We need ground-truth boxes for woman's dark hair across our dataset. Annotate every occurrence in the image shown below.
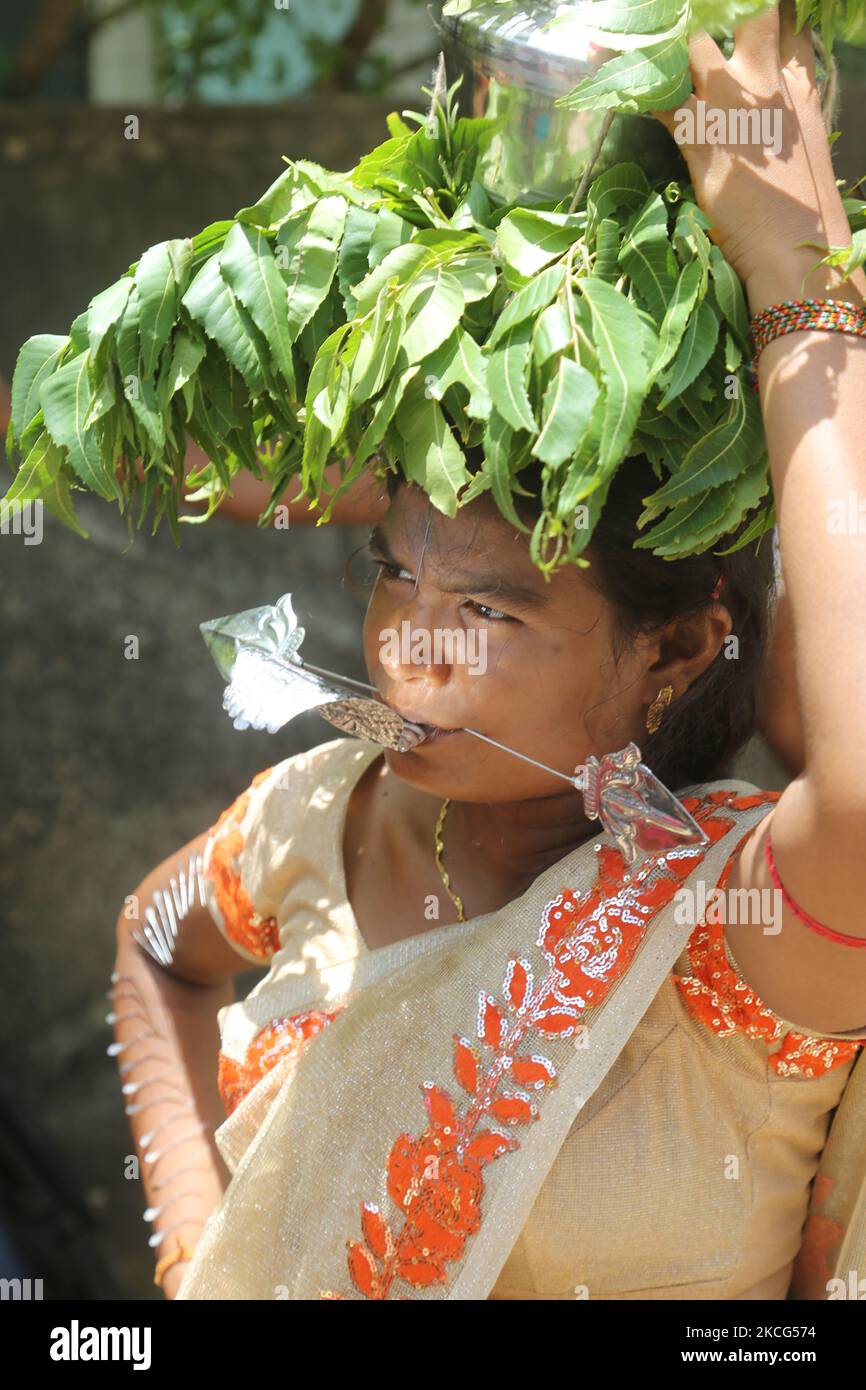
[383,445,776,794]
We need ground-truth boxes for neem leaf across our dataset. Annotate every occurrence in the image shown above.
[4,430,90,537]
[87,279,134,368]
[724,331,743,372]
[393,372,469,517]
[181,256,272,395]
[555,33,691,114]
[301,327,349,489]
[135,239,194,378]
[708,245,752,351]
[338,205,379,314]
[584,0,685,34]
[485,318,538,433]
[656,298,719,408]
[690,451,771,550]
[399,265,466,365]
[352,363,419,471]
[532,356,599,467]
[351,241,433,314]
[39,353,121,502]
[421,327,492,420]
[639,385,764,518]
[671,200,713,265]
[554,390,608,513]
[586,163,650,240]
[166,324,207,397]
[617,193,677,323]
[220,223,298,392]
[235,162,306,230]
[578,275,653,472]
[449,248,498,304]
[367,207,414,271]
[349,294,406,405]
[482,406,531,532]
[496,209,583,278]
[651,257,704,373]
[635,449,770,557]
[633,478,737,553]
[10,335,69,439]
[275,194,348,341]
[533,300,573,366]
[593,218,621,282]
[488,262,566,349]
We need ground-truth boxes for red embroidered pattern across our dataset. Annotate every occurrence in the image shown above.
[218,1008,345,1116]
[319,790,753,1300]
[206,766,281,962]
[673,792,863,1079]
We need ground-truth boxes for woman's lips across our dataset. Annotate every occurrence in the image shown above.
[416,724,460,743]
[380,698,463,742]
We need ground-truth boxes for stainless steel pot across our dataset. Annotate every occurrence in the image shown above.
[433,0,687,205]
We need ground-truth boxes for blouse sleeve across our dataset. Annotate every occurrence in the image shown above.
[202,763,287,966]
[674,825,866,1079]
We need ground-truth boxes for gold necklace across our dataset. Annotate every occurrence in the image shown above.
[434,798,466,923]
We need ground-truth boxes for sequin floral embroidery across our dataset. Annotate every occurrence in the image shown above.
[673,794,863,1079]
[206,767,281,962]
[218,1007,345,1116]
[320,791,753,1300]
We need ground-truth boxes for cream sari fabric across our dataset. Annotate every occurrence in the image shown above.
[175,738,866,1300]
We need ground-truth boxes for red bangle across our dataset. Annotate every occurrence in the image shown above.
[764,831,866,947]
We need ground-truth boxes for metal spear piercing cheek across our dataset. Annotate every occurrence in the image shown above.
[200,593,708,869]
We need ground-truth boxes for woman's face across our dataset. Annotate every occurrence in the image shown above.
[362,481,663,805]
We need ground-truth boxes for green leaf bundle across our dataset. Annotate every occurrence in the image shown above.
[4,65,864,574]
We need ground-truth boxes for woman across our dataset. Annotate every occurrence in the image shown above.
[113,3,866,1299]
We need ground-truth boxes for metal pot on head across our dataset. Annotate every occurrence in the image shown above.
[434,0,688,205]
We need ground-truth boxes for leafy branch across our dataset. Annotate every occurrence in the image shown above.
[5,62,864,569]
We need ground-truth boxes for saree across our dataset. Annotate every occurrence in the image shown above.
[175,738,866,1300]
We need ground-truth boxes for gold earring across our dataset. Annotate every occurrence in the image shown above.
[646,684,674,734]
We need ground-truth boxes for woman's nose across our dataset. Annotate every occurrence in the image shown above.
[375,600,453,687]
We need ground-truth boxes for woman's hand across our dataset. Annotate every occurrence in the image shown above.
[159,1258,193,1300]
[650,0,865,310]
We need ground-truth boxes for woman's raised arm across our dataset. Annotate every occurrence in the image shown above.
[653,2,866,1034]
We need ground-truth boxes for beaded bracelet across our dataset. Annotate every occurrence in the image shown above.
[746,297,866,392]
[765,831,866,947]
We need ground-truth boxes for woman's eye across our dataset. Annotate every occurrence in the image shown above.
[370,557,514,623]
[371,557,413,583]
[466,600,512,622]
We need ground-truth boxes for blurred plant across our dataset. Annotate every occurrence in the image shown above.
[0,0,440,102]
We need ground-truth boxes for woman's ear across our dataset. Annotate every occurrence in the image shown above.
[640,605,734,701]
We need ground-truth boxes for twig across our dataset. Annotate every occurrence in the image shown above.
[569,110,616,214]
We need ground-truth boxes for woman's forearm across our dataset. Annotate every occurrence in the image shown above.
[747,256,866,815]
[111,922,234,1294]
[181,439,387,526]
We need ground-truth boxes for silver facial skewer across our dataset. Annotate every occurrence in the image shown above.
[443,725,584,791]
[300,663,584,791]
[296,660,386,697]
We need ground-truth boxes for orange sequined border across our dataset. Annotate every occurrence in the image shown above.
[673,792,863,1079]
[206,766,281,962]
[319,790,768,1300]
[218,1008,345,1116]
